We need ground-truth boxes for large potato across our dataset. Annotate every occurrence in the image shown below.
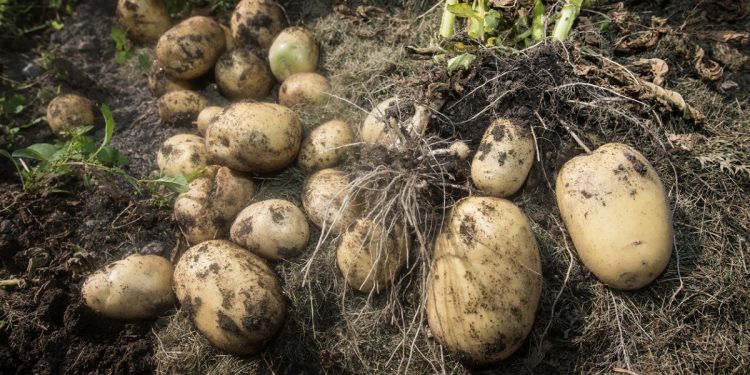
[205,102,302,173]
[278,72,330,108]
[471,118,535,197]
[46,94,95,136]
[230,0,284,49]
[156,134,207,177]
[215,49,273,101]
[173,240,286,355]
[426,197,542,363]
[268,27,319,81]
[157,90,210,125]
[297,120,354,173]
[116,0,171,43]
[148,62,192,98]
[556,143,672,290]
[301,168,360,233]
[82,254,175,320]
[230,199,309,260]
[156,16,226,80]
[175,166,255,245]
[336,219,405,293]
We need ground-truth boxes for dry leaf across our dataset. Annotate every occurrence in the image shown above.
[614,17,669,53]
[667,133,703,152]
[712,42,750,71]
[694,46,724,81]
[631,58,669,85]
[695,31,750,44]
[490,0,516,7]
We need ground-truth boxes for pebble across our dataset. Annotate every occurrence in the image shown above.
[22,63,45,79]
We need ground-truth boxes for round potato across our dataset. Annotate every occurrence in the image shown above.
[205,102,302,173]
[157,134,207,177]
[278,72,330,108]
[427,197,542,363]
[116,0,171,43]
[556,143,672,290]
[157,90,210,125]
[301,168,360,233]
[471,118,535,197]
[336,219,405,293]
[268,27,319,81]
[215,49,273,101]
[449,140,471,160]
[82,253,175,320]
[173,240,286,355]
[230,0,285,49]
[230,199,309,260]
[156,16,226,80]
[148,62,192,98]
[175,166,255,245]
[196,106,222,136]
[361,97,403,146]
[46,94,95,137]
[297,120,354,173]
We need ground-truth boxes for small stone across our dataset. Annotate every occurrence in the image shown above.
[22,63,45,79]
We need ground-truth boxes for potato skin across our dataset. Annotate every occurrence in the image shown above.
[82,254,176,320]
[361,97,400,145]
[556,143,672,290]
[196,106,222,136]
[278,72,330,108]
[230,199,310,260]
[156,16,226,80]
[156,134,207,177]
[205,102,302,173]
[46,94,95,136]
[173,240,286,355]
[268,27,319,81]
[301,168,360,233]
[471,118,535,197]
[297,120,354,173]
[116,0,171,43]
[336,219,405,293]
[215,49,273,101]
[427,197,542,363]
[157,90,210,125]
[230,0,284,49]
[148,62,192,98]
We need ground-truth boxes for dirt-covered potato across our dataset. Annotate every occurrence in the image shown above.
[46,94,95,136]
[205,102,302,173]
[82,254,175,320]
[230,0,284,49]
[556,143,673,290]
[156,134,207,177]
[471,118,535,197]
[156,16,225,80]
[175,166,255,245]
[297,120,354,173]
[336,219,405,293]
[427,197,542,363]
[220,24,235,51]
[173,240,286,355]
[278,72,330,108]
[157,90,210,125]
[449,141,471,160]
[230,199,309,260]
[361,97,403,145]
[268,27,319,81]
[301,168,360,233]
[215,49,273,101]
[116,0,171,43]
[148,62,192,98]
[196,106,222,136]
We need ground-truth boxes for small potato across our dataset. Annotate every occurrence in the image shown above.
[268,27,319,81]
[278,72,330,108]
[215,49,273,101]
[157,90,210,125]
[196,106,222,136]
[336,219,405,293]
[221,24,236,51]
[230,199,309,260]
[116,0,171,43]
[449,141,471,160]
[175,166,255,245]
[556,143,672,290]
[148,62,192,98]
[471,118,535,197]
[173,240,286,355]
[301,168,360,233]
[157,134,207,177]
[231,0,285,49]
[82,254,175,320]
[297,120,354,173]
[156,16,226,80]
[361,97,403,146]
[46,94,95,136]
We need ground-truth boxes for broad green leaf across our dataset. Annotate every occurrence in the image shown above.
[96,146,129,166]
[94,104,115,158]
[447,53,477,75]
[484,10,503,33]
[447,3,478,19]
[150,174,189,193]
[13,143,61,161]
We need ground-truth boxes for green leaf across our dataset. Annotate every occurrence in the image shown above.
[49,20,64,30]
[111,27,132,64]
[447,53,477,75]
[447,3,478,19]
[150,174,190,193]
[96,146,129,166]
[93,104,115,158]
[13,143,62,161]
[484,9,503,33]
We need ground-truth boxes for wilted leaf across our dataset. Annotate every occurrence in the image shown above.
[447,53,477,74]
[694,46,724,81]
[631,58,669,85]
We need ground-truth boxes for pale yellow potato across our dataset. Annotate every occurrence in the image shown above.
[157,90,210,125]
[230,199,309,260]
[46,94,95,137]
[116,0,171,43]
[278,72,330,108]
[156,134,207,177]
[156,16,225,80]
[230,0,284,49]
[426,196,542,363]
[449,141,471,160]
[297,120,354,173]
[174,166,255,245]
[336,219,406,293]
[215,49,273,101]
[147,62,192,98]
[220,24,235,51]
[196,106,222,136]
[471,118,535,197]
[556,143,673,290]
[361,97,401,145]
[268,27,319,81]
[82,254,175,320]
[205,102,302,173]
[301,168,360,234]
[173,240,285,355]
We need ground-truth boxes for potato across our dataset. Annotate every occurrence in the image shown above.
[175,166,255,245]
[278,72,330,108]
[147,63,192,98]
[297,120,354,173]
[361,97,403,146]
[82,254,175,320]
[336,219,405,293]
[471,118,535,197]
[215,49,273,101]
[157,134,207,177]
[205,102,302,173]
[116,0,171,43]
[173,240,286,355]
[230,199,309,260]
[230,0,285,49]
[196,106,222,136]
[556,143,672,290]
[426,197,542,363]
[449,140,471,160]
[221,24,236,51]
[268,27,319,81]
[157,90,210,125]
[156,16,226,80]
[46,94,95,136]
[301,168,360,233]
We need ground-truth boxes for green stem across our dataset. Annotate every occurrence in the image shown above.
[439,0,459,38]
[470,0,488,41]
[531,0,545,42]
[552,0,583,41]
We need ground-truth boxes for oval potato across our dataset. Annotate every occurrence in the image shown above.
[297,120,354,173]
[278,72,330,108]
[301,168,360,233]
[215,48,273,101]
[230,199,310,260]
[268,27,319,81]
[196,106,222,136]
[157,90,210,125]
[471,118,535,197]
[336,219,405,293]
[361,97,401,145]
[157,134,207,177]
[147,62,192,98]
[156,16,226,80]
[46,94,95,137]
[116,0,172,43]
[230,0,285,49]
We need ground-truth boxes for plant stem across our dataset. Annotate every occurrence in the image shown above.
[531,0,545,42]
[552,0,583,41]
[439,0,459,38]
